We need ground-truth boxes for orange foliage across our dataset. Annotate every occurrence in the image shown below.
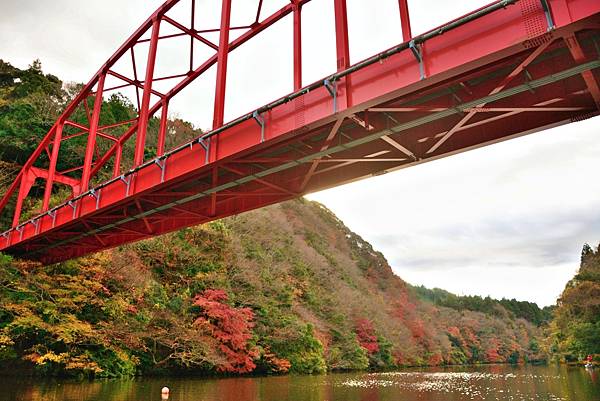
[447,326,461,338]
[485,338,502,363]
[407,318,426,341]
[262,348,291,373]
[428,353,443,366]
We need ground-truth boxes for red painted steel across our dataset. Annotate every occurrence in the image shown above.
[213,0,232,131]
[398,0,412,42]
[80,74,106,195]
[134,18,161,167]
[157,100,169,157]
[1,0,599,264]
[293,1,303,91]
[41,122,63,212]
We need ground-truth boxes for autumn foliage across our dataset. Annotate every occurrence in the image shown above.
[355,319,379,354]
[550,243,600,362]
[193,289,258,373]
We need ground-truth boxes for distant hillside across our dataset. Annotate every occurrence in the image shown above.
[0,60,546,378]
[412,285,553,326]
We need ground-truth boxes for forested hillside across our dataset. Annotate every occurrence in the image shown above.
[549,243,600,362]
[413,286,553,326]
[0,59,555,378]
[0,199,546,377]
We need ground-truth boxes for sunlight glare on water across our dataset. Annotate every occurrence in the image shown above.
[339,370,576,400]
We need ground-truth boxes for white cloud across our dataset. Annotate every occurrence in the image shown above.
[308,119,600,306]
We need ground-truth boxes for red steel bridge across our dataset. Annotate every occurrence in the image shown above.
[1,0,599,264]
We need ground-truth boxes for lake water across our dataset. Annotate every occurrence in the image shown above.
[4,364,599,401]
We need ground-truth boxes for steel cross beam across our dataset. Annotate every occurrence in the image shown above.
[299,118,345,191]
[426,40,553,155]
[221,165,296,196]
[420,93,589,145]
[565,34,600,108]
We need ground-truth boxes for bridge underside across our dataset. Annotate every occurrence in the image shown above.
[2,1,600,263]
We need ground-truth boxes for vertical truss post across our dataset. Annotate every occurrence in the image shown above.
[213,0,232,130]
[190,0,196,73]
[80,75,106,194]
[134,18,161,166]
[398,0,412,42]
[42,122,63,212]
[334,0,351,109]
[157,100,169,157]
[293,1,303,91]
[208,0,231,218]
[334,0,350,71]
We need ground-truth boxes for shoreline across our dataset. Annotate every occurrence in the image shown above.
[0,360,552,381]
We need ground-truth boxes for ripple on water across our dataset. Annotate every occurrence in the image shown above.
[338,371,567,401]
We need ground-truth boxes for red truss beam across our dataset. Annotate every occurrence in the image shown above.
[1,0,600,264]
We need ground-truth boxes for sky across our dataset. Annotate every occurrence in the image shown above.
[1,0,599,306]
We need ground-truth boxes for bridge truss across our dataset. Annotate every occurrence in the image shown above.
[1,0,599,263]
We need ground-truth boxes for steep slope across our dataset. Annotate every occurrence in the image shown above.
[0,59,545,377]
[549,243,600,362]
[0,199,544,377]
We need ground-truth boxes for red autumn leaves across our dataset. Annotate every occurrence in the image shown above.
[355,318,380,354]
[193,289,257,373]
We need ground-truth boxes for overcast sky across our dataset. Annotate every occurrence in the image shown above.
[1,0,599,306]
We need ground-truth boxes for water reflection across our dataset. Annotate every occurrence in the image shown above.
[4,365,600,401]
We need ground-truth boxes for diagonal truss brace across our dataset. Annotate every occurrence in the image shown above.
[426,40,552,154]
